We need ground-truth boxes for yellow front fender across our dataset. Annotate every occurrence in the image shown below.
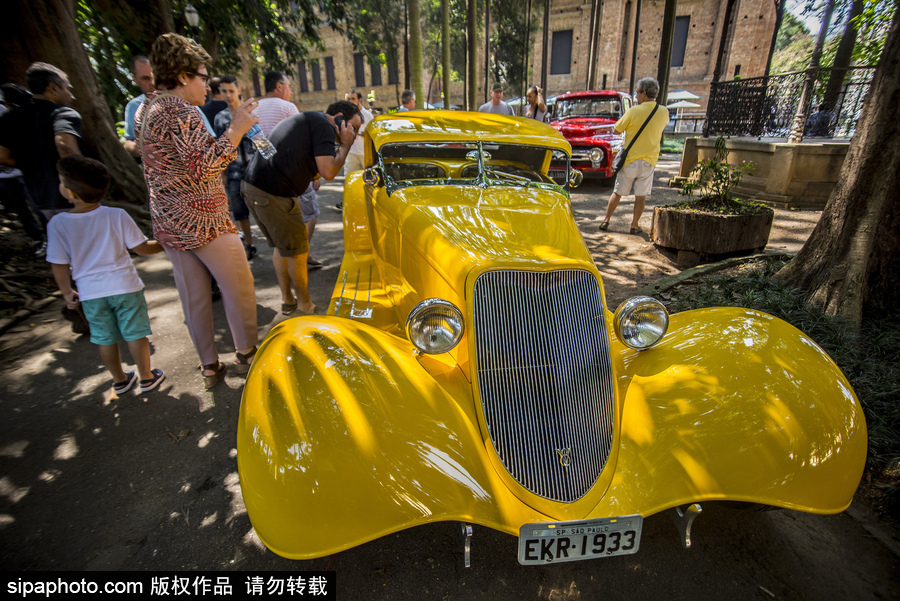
[592,308,867,519]
[237,309,867,560]
[237,317,551,560]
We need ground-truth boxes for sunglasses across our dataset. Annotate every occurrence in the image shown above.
[188,72,210,84]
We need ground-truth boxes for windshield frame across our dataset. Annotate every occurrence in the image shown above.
[376,141,572,196]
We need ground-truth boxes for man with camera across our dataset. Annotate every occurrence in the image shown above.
[241,100,361,316]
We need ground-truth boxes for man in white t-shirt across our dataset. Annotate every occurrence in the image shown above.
[254,70,299,135]
[345,89,373,174]
[478,83,514,116]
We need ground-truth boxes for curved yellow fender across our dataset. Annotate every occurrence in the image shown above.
[237,308,866,559]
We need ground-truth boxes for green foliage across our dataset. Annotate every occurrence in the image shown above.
[771,11,815,73]
[776,11,812,52]
[775,0,896,74]
[74,0,331,121]
[422,0,471,83]
[335,0,405,83]
[660,137,685,155]
[74,1,148,123]
[662,259,900,476]
[680,136,756,204]
[490,0,542,98]
[850,0,896,64]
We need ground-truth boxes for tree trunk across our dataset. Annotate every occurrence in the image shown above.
[656,0,677,107]
[788,0,836,143]
[540,0,549,95]
[775,11,900,328]
[765,0,785,76]
[0,0,148,205]
[408,0,425,108]
[442,0,451,109]
[484,0,491,106]
[467,0,478,111]
[822,0,865,112]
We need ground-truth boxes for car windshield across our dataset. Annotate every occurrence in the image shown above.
[555,98,622,120]
[377,141,567,194]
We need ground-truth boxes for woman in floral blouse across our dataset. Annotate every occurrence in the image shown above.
[136,33,259,389]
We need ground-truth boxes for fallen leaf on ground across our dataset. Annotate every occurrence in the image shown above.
[168,429,190,443]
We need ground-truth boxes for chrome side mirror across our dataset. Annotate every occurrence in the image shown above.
[568,169,584,188]
[363,166,384,187]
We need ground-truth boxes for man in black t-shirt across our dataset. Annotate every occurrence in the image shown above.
[242,100,360,316]
[0,62,83,226]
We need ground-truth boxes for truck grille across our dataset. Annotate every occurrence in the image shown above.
[472,269,615,503]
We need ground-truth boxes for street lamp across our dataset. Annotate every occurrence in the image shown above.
[184,4,200,40]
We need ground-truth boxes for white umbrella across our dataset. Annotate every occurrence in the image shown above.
[667,89,702,101]
[667,100,702,109]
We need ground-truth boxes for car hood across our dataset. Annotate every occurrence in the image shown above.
[388,185,594,286]
[551,118,617,138]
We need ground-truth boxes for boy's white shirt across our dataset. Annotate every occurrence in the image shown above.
[46,206,147,301]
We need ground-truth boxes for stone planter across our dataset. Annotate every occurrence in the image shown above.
[650,206,774,265]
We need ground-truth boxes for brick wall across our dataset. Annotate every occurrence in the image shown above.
[526,0,776,111]
[248,0,776,114]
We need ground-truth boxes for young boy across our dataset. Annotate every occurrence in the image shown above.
[47,155,165,395]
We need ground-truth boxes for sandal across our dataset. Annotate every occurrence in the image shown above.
[235,346,257,367]
[598,221,610,231]
[200,361,227,390]
[630,226,644,235]
[297,303,317,316]
[113,371,138,395]
[281,301,298,316]
[139,369,166,392]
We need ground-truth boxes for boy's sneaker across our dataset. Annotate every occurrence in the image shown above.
[244,244,257,261]
[139,369,166,392]
[113,371,138,395]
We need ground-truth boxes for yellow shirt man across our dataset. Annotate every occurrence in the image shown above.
[599,78,669,235]
[615,99,669,167]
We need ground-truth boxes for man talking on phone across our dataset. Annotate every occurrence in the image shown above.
[241,100,361,316]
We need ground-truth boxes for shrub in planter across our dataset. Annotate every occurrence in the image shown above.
[652,137,774,263]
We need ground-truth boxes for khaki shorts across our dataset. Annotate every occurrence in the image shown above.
[241,181,309,256]
[614,159,655,197]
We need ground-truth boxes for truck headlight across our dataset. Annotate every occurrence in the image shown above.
[614,296,669,350]
[589,147,603,163]
[407,299,465,354]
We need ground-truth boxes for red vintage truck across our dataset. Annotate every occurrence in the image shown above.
[548,90,634,182]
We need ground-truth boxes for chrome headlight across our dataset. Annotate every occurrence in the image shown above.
[589,147,603,163]
[614,296,669,350]
[406,299,464,354]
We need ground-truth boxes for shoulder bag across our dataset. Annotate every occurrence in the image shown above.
[611,102,660,174]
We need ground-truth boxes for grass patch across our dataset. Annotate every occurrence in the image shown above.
[660,259,900,486]
[661,137,685,155]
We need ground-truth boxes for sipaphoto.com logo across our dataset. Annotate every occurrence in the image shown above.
[6,577,142,597]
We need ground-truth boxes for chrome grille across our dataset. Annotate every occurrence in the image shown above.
[473,269,615,503]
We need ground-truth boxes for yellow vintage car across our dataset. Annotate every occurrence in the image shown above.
[237,112,867,565]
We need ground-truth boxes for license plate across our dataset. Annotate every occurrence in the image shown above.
[518,515,642,565]
[548,170,567,179]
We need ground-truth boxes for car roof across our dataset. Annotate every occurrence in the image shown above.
[554,90,629,100]
[366,111,572,154]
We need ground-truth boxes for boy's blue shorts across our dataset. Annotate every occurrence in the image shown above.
[81,290,152,346]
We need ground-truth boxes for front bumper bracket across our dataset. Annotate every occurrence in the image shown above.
[670,503,703,548]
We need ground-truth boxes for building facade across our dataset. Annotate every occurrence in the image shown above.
[535,0,776,111]
[236,0,777,114]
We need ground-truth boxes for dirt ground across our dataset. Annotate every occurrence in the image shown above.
[1,157,897,599]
